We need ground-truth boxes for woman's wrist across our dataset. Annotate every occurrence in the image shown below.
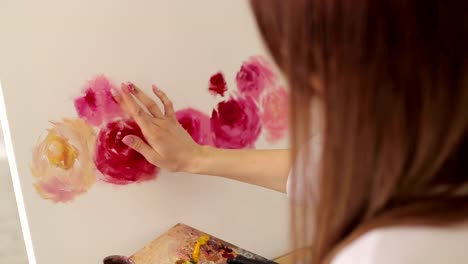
[183,145,214,175]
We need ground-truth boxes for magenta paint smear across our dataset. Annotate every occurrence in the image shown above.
[211,96,261,149]
[74,75,124,126]
[261,87,289,142]
[208,72,227,97]
[235,56,276,102]
[176,108,213,146]
[94,119,158,185]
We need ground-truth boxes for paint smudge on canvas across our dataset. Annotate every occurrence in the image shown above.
[208,72,227,97]
[211,96,261,149]
[176,108,213,146]
[74,75,124,126]
[94,119,158,185]
[31,119,96,203]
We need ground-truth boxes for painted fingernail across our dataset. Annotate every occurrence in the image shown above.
[152,85,160,92]
[120,83,129,93]
[103,255,134,264]
[125,82,136,93]
[122,135,135,145]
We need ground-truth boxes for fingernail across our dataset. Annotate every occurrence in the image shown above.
[152,85,160,92]
[125,82,136,93]
[110,88,119,98]
[122,135,135,145]
[103,255,133,264]
[120,83,129,93]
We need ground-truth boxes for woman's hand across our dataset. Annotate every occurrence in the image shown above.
[113,83,203,172]
[112,82,291,192]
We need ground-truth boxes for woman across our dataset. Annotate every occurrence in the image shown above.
[112,1,468,263]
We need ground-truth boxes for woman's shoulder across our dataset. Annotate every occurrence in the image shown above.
[332,223,468,264]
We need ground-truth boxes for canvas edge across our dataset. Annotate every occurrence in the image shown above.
[0,80,38,264]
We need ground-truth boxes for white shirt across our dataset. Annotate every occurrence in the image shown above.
[287,136,468,264]
[332,224,468,264]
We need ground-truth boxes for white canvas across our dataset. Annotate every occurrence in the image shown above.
[0,1,291,264]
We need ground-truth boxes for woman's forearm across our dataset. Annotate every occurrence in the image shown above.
[111,84,291,192]
[188,147,291,193]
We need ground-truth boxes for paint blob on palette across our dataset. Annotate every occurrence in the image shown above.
[30,55,289,203]
[103,223,277,264]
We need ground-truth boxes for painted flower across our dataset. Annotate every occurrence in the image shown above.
[94,119,158,185]
[176,108,213,146]
[208,72,227,97]
[31,119,96,203]
[261,87,289,142]
[211,96,261,149]
[74,75,124,126]
[235,56,276,101]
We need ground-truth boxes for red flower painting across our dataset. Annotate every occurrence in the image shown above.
[211,96,262,149]
[208,72,228,97]
[94,119,159,185]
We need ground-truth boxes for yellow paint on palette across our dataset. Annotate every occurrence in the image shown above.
[192,235,210,263]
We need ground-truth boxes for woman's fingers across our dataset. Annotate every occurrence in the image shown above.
[119,83,154,133]
[152,85,175,117]
[111,88,130,113]
[122,135,161,165]
[114,82,175,119]
[125,82,164,118]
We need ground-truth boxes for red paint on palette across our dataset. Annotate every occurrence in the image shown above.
[208,72,227,97]
[220,246,235,259]
[94,119,158,185]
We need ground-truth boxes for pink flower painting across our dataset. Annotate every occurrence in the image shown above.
[74,75,124,126]
[176,108,213,146]
[235,56,276,101]
[261,87,289,142]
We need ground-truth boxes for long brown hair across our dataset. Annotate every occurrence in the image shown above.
[250,1,468,263]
